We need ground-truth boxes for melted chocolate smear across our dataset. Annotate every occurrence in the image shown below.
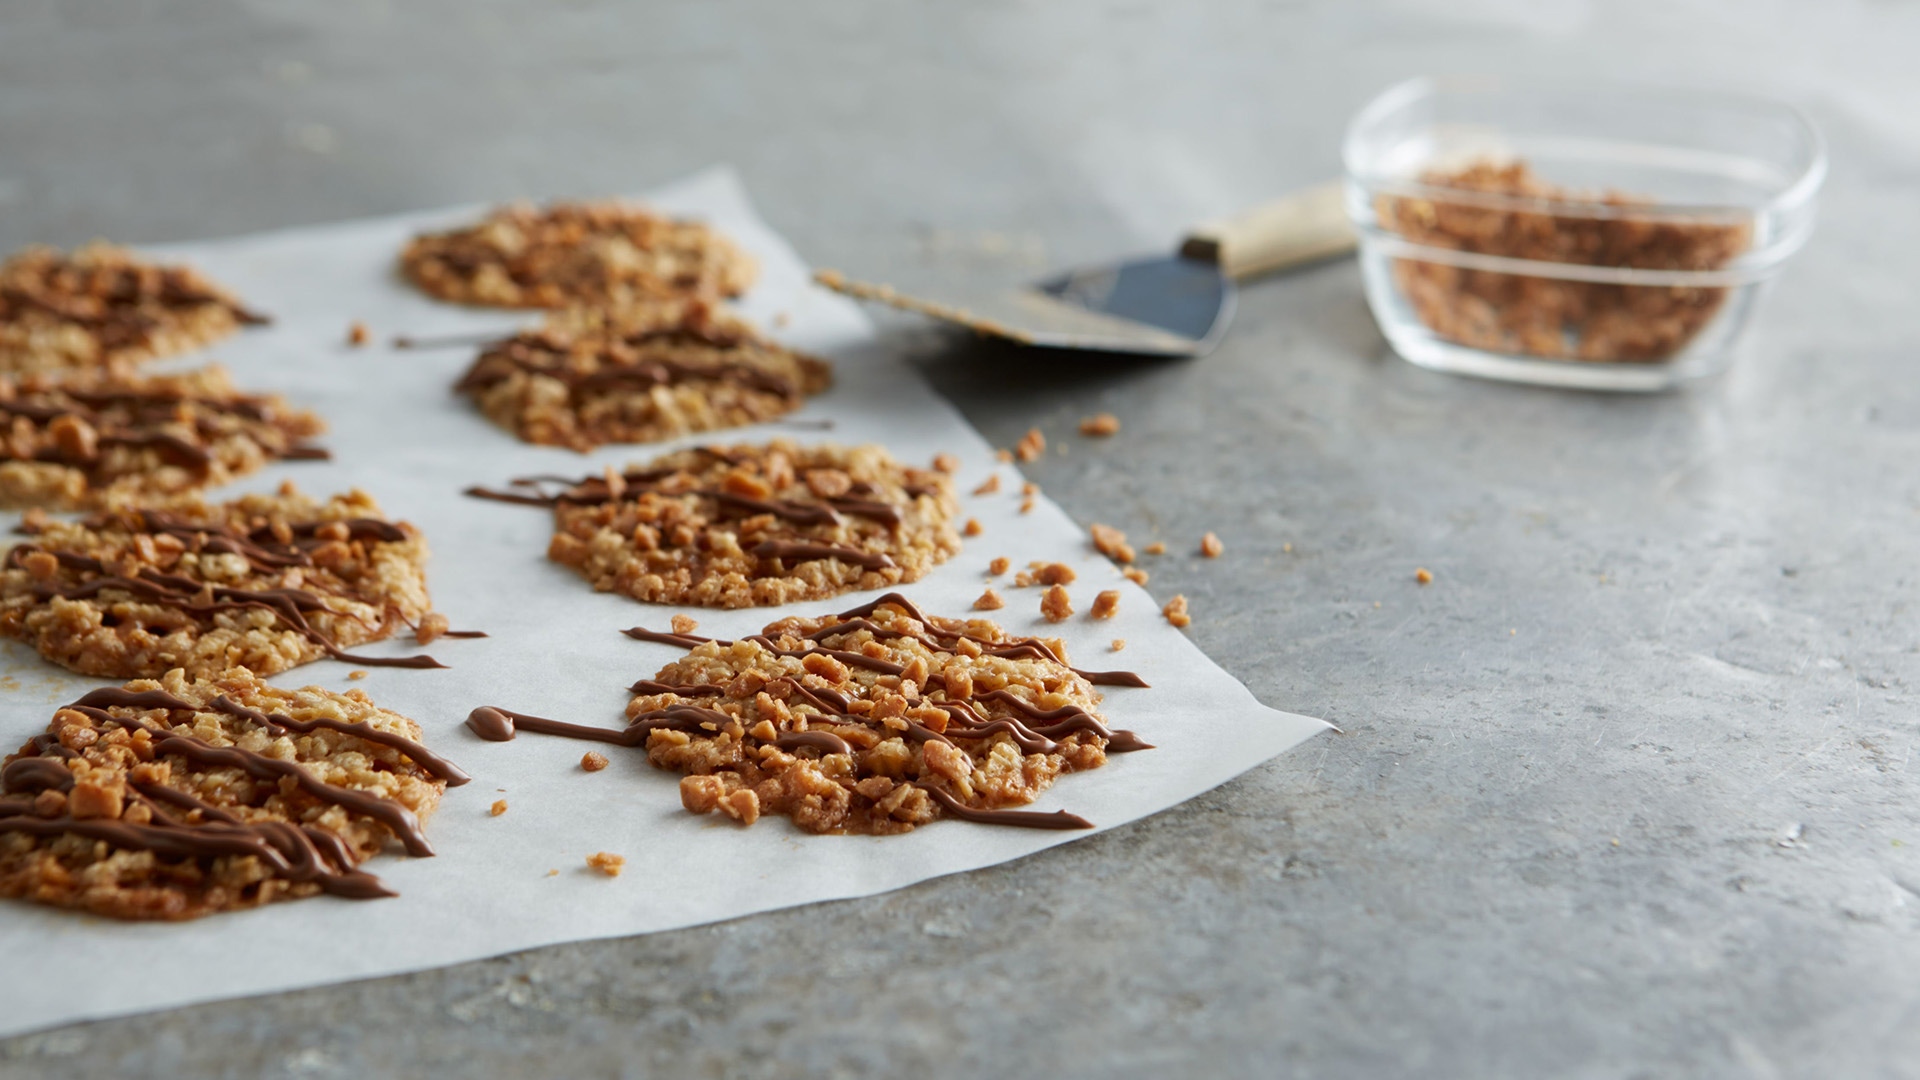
[773,731,853,756]
[621,627,712,649]
[466,704,732,747]
[913,783,1093,830]
[628,680,725,697]
[1073,668,1151,689]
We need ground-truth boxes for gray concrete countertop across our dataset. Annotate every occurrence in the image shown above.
[3,2,1917,1076]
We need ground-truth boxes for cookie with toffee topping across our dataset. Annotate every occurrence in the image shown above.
[0,667,465,920]
[467,593,1150,835]
[468,440,962,608]
[0,365,327,510]
[0,484,460,679]
[0,243,267,374]
[400,200,758,309]
[456,301,832,451]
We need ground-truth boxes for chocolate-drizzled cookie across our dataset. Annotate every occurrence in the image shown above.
[0,365,327,509]
[468,593,1150,835]
[456,301,832,451]
[0,484,471,679]
[0,243,268,374]
[0,669,463,920]
[400,200,757,309]
[466,440,962,608]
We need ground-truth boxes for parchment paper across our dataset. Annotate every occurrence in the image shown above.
[0,168,1328,1038]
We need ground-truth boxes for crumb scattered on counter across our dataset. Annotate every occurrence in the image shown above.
[1124,567,1149,586]
[347,670,367,681]
[1015,428,1046,462]
[1090,590,1121,620]
[1111,638,1126,651]
[1144,541,1166,556]
[1035,562,1076,586]
[1041,584,1073,622]
[347,321,370,347]
[582,751,611,772]
[1079,413,1120,437]
[932,453,959,473]
[1091,523,1135,564]
[995,448,1012,463]
[1200,532,1223,558]
[490,799,509,817]
[416,612,450,644]
[963,518,983,537]
[1416,567,1433,585]
[974,587,1005,611]
[988,556,1011,575]
[973,474,1001,496]
[671,613,699,635]
[1163,594,1191,628]
[586,852,626,877]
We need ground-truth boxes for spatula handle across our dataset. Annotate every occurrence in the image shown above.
[1179,181,1355,280]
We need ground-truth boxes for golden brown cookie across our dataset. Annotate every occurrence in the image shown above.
[0,485,464,679]
[455,301,831,451]
[0,668,465,920]
[467,440,962,608]
[467,593,1150,835]
[0,243,267,374]
[400,200,758,308]
[0,365,327,510]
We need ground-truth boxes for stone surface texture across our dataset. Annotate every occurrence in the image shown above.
[3,1,1918,1076]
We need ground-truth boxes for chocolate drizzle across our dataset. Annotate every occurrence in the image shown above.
[913,783,1093,830]
[0,382,321,474]
[455,326,799,406]
[750,540,897,571]
[0,685,460,902]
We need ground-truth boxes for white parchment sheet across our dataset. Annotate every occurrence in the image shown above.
[0,168,1329,1038]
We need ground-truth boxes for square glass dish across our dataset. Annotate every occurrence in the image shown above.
[1342,76,1825,391]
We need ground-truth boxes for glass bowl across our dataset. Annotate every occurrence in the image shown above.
[1342,76,1826,391]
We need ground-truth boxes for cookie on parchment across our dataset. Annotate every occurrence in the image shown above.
[467,592,1150,835]
[0,243,268,374]
[0,667,466,920]
[455,301,832,451]
[467,440,961,608]
[400,200,758,309]
[0,365,327,510]
[0,485,458,679]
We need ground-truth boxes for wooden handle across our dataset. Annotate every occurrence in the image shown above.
[1179,180,1355,280]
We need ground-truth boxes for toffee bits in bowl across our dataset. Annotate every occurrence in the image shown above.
[1343,77,1824,391]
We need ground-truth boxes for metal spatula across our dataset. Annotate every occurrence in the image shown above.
[815,181,1354,357]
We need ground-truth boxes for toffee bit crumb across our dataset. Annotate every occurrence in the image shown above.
[1012,570,1036,588]
[1090,523,1135,564]
[1416,567,1433,585]
[490,799,509,817]
[1041,584,1073,622]
[547,869,559,877]
[1283,542,1293,553]
[963,518,983,537]
[347,670,368,681]
[1144,541,1167,556]
[1036,562,1076,586]
[1019,496,1035,515]
[586,852,626,877]
[932,453,960,474]
[1163,594,1191,628]
[582,751,611,772]
[1200,532,1224,558]
[347,321,370,347]
[1079,413,1121,437]
[974,587,1005,611]
[416,612,451,645]
[1021,481,1039,497]
[1089,589,1121,620]
[994,448,1013,463]
[1123,567,1149,586]
[988,556,1011,576]
[1111,638,1127,652]
[670,613,699,635]
[972,474,1002,496]
[1014,427,1046,462]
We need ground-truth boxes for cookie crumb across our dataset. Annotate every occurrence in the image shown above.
[988,556,1011,576]
[1019,496,1035,515]
[1079,413,1121,437]
[995,448,1013,463]
[963,518,983,537]
[586,852,626,877]
[932,453,960,474]
[1089,590,1121,620]
[1123,567,1149,586]
[347,670,368,681]
[1163,594,1191,628]
[1111,638,1126,652]
[670,614,699,635]
[490,799,509,817]
[1036,562,1076,586]
[347,321,370,347]
[1090,523,1135,564]
[1014,428,1046,462]
[1200,532,1224,558]
[1021,481,1039,497]
[582,751,611,772]
[1415,567,1433,585]
[1041,584,1073,622]
[1012,570,1036,588]
[972,474,1001,496]
[546,869,559,877]
[974,587,1005,611]
[1144,541,1167,556]
[415,612,451,645]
